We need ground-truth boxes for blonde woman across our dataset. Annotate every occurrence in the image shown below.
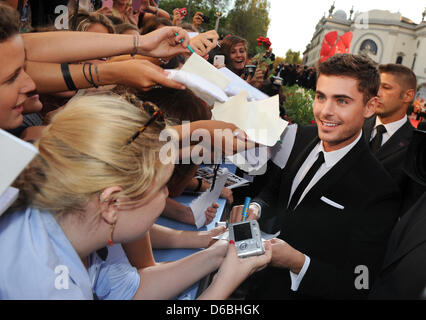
[0,94,271,299]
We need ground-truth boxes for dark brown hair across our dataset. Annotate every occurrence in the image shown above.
[141,17,172,35]
[0,2,20,43]
[379,63,417,91]
[317,54,380,104]
[220,35,248,72]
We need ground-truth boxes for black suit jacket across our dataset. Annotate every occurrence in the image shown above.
[370,192,426,299]
[249,132,401,299]
[363,116,414,190]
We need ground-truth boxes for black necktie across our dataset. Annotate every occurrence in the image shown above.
[370,125,387,153]
[288,151,325,211]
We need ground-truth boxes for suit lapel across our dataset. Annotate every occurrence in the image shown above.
[298,133,367,208]
[281,135,321,204]
[375,120,414,161]
[381,193,426,271]
[363,116,376,144]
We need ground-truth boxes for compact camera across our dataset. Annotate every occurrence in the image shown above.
[229,220,265,258]
[201,13,210,23]
[177,7,188,17]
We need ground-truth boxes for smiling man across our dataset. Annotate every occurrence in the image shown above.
[232,54,401,299]
[0,5,36,130]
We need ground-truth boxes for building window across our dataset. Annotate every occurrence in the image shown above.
[412,54,417,70]
[396,56,403,64]
[359,39,378,56]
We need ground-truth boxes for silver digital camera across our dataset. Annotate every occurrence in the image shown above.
[229,220,265,258]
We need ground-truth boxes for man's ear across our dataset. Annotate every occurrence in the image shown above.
[364,96,378,119]
[99,186,123,225]
[403,89,415,104]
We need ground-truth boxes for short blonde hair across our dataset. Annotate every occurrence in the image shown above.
[14,94,168,217]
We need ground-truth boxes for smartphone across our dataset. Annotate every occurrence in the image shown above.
[213,55,225,67]
[132,0,142,12]
[102,0,113,9]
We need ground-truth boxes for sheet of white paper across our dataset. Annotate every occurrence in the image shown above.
[212,92,289,146]
[270,124,298,169]
[0,129,38,196]
[0,187,19,217]
[226,145,270,175]
[190,169,229,229]
[181,53,230,90]
[219,67,269,101]
[166,69,228,106]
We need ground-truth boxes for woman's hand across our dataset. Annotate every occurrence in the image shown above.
[198,240,272,299]
[104,59,186,90]
[192,12,204,30]
[220,187,233,204]
[188,30,219,57]
[246,68,265,89]
[204,202,219,225]
[138,26,190,58]
[172,8,184,26]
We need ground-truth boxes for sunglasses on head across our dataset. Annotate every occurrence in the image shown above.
[125,101,165,146]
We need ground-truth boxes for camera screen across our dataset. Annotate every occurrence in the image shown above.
[233,223,253,242]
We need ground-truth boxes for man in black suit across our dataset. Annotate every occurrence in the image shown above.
[370,128,426,299]
[230,54,400,299]
[363,64,416,192]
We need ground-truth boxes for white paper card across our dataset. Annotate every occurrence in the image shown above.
[212,91,288,146]
[181,53,230,90]
[0,187,19,217]
[218,67,269,101]
[166,69,228,106]
[0,129,38,196]
[190,168,228,229]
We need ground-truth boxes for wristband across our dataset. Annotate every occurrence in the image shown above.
[61,63,77,91]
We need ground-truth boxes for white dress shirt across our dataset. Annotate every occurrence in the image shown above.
[288,130,363,291]
[370,115,408,146]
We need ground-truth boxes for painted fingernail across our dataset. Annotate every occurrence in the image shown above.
[229,240,235,245]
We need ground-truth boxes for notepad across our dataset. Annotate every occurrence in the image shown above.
[0,129,38,196]
[190,168,229,229]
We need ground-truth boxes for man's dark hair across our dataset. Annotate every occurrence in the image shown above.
[0,2,20,43]
[317,54,380,104]
[379,63,417,91]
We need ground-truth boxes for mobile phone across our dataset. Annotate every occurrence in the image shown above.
[243,65,256,80]
[229,220,265,258]
[213,55,225,67]
[132,0,142,12]
[102,0,113,9]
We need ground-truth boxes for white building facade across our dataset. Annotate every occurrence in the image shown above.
[303,7,426,84]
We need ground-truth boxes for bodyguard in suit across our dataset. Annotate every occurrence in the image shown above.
[370,129,426,299]
[363,64,416,191]
[230,54,401,299]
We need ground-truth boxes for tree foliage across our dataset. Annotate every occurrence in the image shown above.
[159,0,271,55]
[284,49,302,65]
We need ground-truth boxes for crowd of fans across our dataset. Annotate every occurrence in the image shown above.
[0,0,425,301]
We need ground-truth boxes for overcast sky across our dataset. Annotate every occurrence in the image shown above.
[267,0,425,58]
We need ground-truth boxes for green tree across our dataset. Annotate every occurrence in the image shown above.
[159,0,232,31]
[284,49,302,65]
[224,0,270,56]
